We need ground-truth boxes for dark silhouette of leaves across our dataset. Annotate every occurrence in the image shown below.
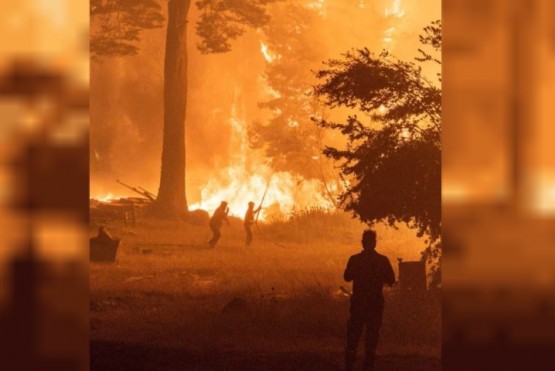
[196,0,279,54]
[91,0,164,58]
[315,21,441,286]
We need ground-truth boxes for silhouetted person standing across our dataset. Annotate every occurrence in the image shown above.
[243,201,261,246]
[344,230,395,371]
[208,201,230,248]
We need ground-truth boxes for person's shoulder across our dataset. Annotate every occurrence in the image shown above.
[349,252,364,261]
[375,251,392,263]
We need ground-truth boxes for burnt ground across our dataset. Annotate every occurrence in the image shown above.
[90,217,440,370]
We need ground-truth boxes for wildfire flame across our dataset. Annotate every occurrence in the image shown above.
[260,41,280,63]
[189,88,336,220]
[385,0,405,18]
[95,193,122,202]
[383,26,395,44]
[307,0,326,17]
[189,168,335,221]
[382,1,404,49]
[92,62,339,221]
[307,0,325,8]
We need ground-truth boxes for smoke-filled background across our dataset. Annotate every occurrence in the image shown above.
[90,0,440,217]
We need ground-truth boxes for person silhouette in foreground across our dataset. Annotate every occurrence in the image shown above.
[344,229,395,371]
[243,201,261,247]
[208,201,230,248]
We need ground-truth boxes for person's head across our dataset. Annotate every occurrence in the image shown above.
[248,201,255,209]
[362,229,377,250]
[220,201,228,208]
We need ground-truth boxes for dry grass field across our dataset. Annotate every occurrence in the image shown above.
[90,210,440,370]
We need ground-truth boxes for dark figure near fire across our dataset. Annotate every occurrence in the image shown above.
[208,201,230,248]
[344,229,395,371]
[243,201,261,246]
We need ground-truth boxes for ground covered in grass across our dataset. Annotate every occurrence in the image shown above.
[90,211,440,370]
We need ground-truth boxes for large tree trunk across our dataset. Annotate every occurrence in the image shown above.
[149,0,191,219]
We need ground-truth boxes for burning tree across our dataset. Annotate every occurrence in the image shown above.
[249,2,326,179]
[91,0,278,219]
[314,21,442,285]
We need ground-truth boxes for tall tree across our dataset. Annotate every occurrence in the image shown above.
[314,21,442,285]
[91,0,277,219]
[149,0,192,218]
[249,2,325,179]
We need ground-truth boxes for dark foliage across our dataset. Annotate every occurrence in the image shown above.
[196,0,279,53]
[314,21,441,286]
[416,20,441,66]
[91,0,164,58]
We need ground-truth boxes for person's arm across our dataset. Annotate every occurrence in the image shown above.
[224,210,230,225]
[344,257,355,282]
[251,208,261,224]
[383,257,395,286]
